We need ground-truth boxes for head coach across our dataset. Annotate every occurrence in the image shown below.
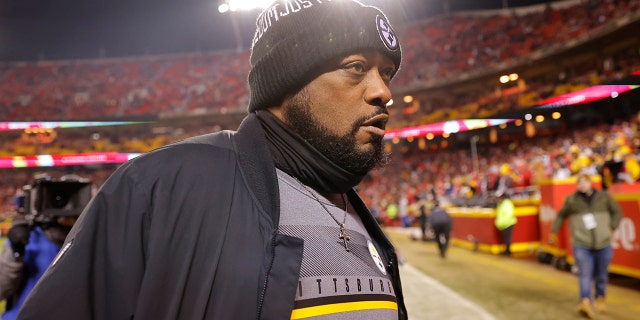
[18,1,406,319]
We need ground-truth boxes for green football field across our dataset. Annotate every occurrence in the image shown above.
[386,229,640,320]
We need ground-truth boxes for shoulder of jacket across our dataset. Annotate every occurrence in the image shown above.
[138,131,236,159]
[179,131,235,147]
[120,132,240,182]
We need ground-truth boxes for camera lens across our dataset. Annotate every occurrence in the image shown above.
[50,193,70,209]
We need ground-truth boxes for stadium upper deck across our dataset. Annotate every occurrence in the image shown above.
[1,0,639,123]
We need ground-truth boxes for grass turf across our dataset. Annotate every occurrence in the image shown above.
[386,228,640,320]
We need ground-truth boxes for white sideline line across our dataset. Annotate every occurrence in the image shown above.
[400,263,496,320]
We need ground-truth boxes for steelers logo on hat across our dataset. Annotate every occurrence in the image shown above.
[376,15,398,51]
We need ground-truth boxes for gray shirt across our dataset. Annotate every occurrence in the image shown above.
[277,169,398,320]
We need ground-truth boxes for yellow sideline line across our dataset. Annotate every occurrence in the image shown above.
[447,206,539,218]
[451,238,540,255]
[538,244,566,257]
[291,301,398,319]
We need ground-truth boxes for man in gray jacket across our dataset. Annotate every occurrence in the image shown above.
[17,1,407,319]
[550,173,623,318]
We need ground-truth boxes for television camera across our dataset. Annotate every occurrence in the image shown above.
[16,175,92,228]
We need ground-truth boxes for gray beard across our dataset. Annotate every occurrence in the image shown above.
[282,90,389,175]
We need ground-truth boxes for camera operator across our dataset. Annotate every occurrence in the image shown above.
[0,176,86,320]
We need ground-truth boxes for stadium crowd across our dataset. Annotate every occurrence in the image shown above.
[396,47,640,129]
[397,0,640,88]
[0,0,638,123]
[359,113,640,226]
[2,112,639,226]
[0,51,251,121]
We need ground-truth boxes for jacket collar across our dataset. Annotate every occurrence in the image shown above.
[233,113,281,227]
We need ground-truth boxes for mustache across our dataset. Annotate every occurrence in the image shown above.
[351,108,389,133]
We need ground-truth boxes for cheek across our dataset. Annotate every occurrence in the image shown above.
[325,113,355,136]
[314,104,357,135]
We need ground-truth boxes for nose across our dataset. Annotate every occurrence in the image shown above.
[364,69,393,108]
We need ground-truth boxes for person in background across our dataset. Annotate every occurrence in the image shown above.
[0,216,76,320]
[549,173,623,319]
[428,201,452,258]
[416,195,429,241]
[494,191,516,256]
[492,163,514,195]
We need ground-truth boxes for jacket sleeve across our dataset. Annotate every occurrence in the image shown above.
[606,192,624,230]
[17,161,149,320]
[0,244,23,301]
[551,195,572,234]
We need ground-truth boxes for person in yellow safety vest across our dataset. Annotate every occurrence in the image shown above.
[494,191,517,256]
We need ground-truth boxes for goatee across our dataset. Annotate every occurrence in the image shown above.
[283,90,389,175]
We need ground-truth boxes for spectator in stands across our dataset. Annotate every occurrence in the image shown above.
[16,1,407,319]
[549,173,623,318]
[491,163,514,195]
[494,190,517,256]
[429,201,452,258]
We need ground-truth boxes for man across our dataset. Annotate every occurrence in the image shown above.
[17,1,407,319]
[494,191,516,256]
[428,201,452,258]
[550,173,623,319]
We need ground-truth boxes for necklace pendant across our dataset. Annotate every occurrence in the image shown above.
[338,224,351,252]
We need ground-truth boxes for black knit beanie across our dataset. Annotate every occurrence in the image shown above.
[248,0,402,112]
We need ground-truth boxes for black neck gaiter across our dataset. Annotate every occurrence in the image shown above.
[255,110,364,193]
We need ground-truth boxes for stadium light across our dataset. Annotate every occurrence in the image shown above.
[219,0,274,12]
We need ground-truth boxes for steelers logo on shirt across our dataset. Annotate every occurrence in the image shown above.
[368,240,387,275]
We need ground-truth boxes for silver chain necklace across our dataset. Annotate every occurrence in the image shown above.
[295,179,351,252]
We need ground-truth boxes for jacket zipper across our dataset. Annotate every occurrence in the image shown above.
[256,231,277,319]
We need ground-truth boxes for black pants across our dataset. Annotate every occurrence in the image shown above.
[419,215,428,240]
[501,225,515,255]
[432,222,451,257]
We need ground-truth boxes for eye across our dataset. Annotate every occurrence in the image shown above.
[380,67,396,81]
[343,61,367,74]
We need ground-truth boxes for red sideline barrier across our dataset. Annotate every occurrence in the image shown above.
[539,178,640,279]
[538,179,575,260]
[448,206,540,255]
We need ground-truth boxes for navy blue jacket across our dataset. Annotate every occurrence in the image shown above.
[18,114,407,319]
